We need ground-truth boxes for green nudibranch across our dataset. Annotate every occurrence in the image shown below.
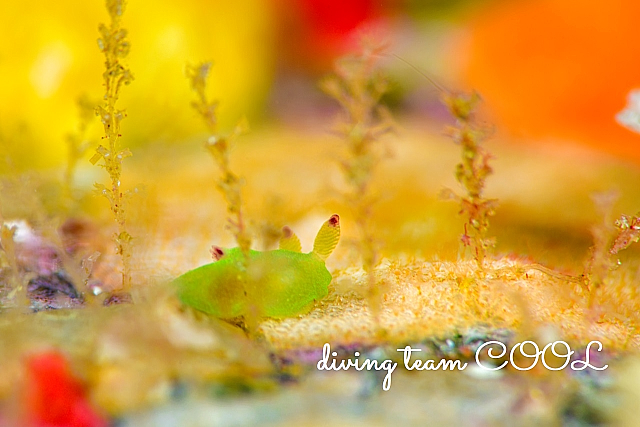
[174,214,340,319]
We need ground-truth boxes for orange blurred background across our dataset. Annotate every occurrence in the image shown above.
[461,0,640,163]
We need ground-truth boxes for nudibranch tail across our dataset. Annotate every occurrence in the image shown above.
[279,226,302,252]
[312,214,340,261]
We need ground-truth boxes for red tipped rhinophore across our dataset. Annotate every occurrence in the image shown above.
[210,246,225,261]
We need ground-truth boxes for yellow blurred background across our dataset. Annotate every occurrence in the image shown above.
[0,0,275,170]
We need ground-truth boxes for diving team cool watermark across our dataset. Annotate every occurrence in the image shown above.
[317,340,608,391]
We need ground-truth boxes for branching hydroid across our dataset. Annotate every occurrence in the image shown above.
[441,92,497,270]
[186,62,251,258]
[90,0,134,292]
[321,40,394,317]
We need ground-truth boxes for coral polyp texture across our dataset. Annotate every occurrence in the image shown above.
[260,257,639,351]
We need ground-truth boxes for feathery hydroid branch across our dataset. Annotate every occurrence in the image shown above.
[321,41,394,316]
[186,62,251,258]
[441,92,497,270]
[90,0,134,291]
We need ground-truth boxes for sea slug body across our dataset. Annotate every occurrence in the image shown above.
[174,215,340,319]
